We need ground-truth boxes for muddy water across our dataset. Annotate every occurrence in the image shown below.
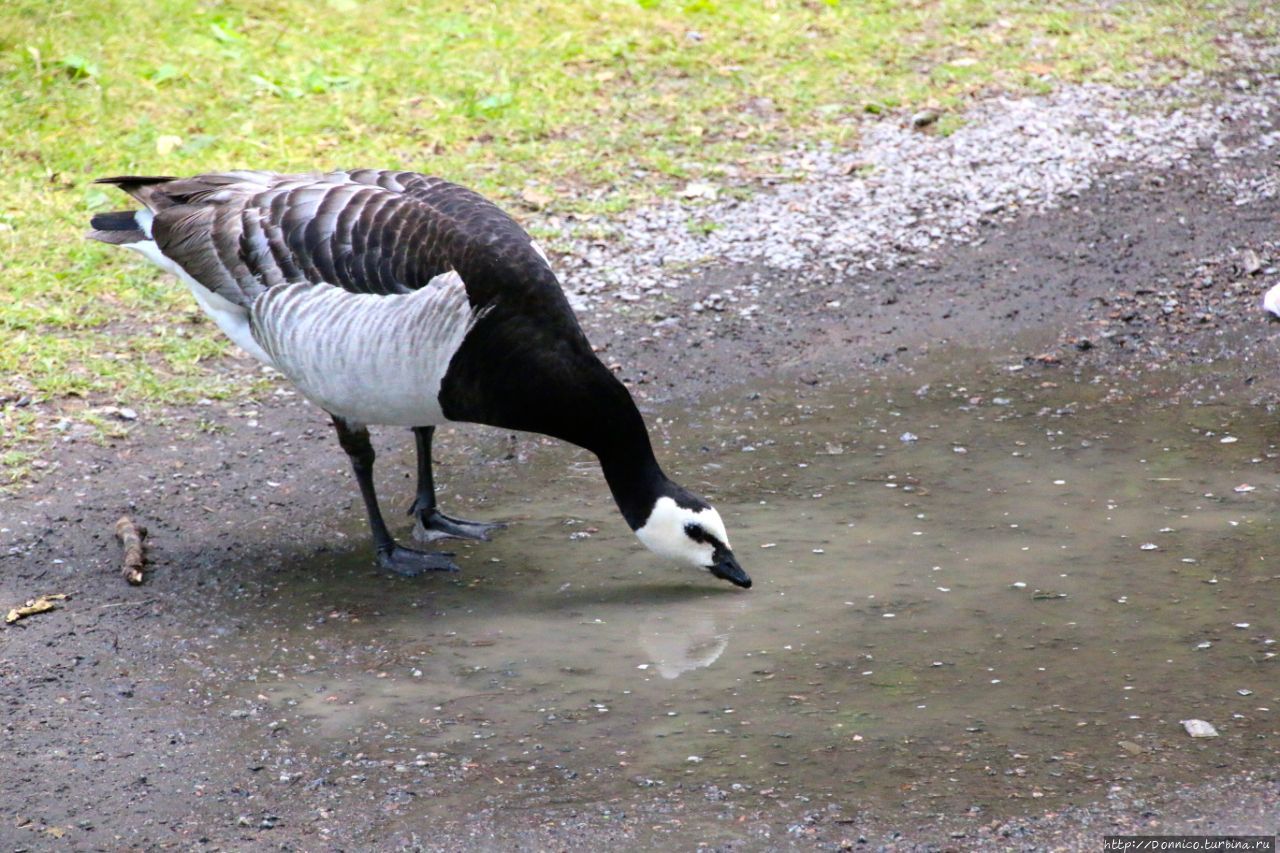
[202,367,1278,835]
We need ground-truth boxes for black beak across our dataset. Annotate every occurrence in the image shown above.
[710,549,752,589]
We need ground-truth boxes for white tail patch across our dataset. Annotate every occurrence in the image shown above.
[134,208,154,238]
[120,239,273,365]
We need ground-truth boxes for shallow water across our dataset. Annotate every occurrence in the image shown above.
[199,365,1279,834]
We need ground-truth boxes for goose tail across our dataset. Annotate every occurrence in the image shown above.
[87,176,177,245]
[93,175,179,209]
[86,209,152,245]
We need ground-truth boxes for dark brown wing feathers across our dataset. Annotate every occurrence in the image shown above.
[92,170,559,311]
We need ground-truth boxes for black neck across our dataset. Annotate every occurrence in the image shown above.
[557,370,669,530]
[599,441,668,531]
[442,339,670,529]
[440,313,674,529]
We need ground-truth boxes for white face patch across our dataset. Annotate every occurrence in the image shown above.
[635,496,731,571]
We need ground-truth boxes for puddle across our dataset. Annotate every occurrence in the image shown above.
[191,365,1279,834]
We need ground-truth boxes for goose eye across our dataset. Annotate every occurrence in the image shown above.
[684,522,710,543]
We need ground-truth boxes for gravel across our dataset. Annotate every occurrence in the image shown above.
[541,55,1280,319]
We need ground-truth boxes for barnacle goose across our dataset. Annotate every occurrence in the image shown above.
[88,170,750,588]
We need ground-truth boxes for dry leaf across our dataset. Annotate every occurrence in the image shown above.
[520,188,553,210]
[5,594,69,624]
[155,135,183,156]
[680,181,718,200]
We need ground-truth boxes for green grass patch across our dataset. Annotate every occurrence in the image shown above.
[0,0,1273,426]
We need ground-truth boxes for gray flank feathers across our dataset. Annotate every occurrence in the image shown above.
[249,272,485,426]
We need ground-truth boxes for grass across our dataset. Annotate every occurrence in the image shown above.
[0,0,1274,450]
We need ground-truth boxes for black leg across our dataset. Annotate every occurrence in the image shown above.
[331,416,458,576]
[408,425,505,543]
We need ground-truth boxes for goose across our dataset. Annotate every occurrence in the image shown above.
[87,170,750,588]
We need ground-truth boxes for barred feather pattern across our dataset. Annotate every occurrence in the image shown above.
[251,272,484,426]
[121,170,554,311]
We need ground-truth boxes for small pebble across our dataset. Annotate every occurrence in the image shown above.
[1181,719,1218,738]
[910,109,940,128]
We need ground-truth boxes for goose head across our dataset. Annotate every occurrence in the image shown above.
[634,493,751,588]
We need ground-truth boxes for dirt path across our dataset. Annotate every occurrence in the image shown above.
[3,81,1279,850]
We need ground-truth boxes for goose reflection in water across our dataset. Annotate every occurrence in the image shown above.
[637,598,747,679]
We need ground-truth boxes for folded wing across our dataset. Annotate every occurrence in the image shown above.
[93,170,558,312]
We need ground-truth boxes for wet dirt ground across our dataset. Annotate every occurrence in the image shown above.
[168,366,1280,850]
[5,128,1280,849]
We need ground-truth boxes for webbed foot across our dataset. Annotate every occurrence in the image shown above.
[410,502,506,543]
[376,543,460,577]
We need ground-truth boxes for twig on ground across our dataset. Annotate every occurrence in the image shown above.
[115,516,148,585]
